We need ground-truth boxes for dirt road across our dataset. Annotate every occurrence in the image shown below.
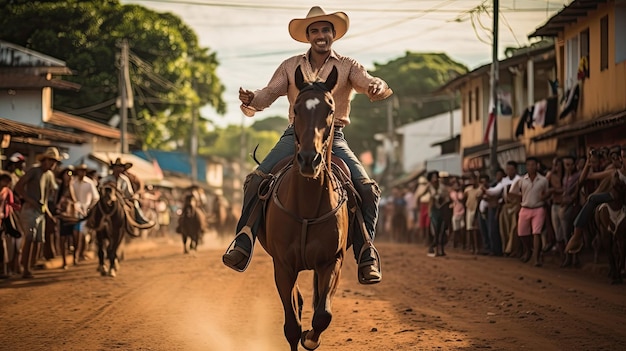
[2,232,626,351]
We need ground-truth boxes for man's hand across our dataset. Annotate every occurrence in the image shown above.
[368,79,386,95]
[239,87,254,106]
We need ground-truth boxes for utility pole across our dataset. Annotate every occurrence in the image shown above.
[119,39,132,154]
[190,80,198,183]
[489,0,500,178]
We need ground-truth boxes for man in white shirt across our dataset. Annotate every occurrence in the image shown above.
[72,164,100,261]
[508,157,551,267]
[101,158,153,228]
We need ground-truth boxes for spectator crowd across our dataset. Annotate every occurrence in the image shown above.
[380,144,626,270]
[0,147,182,279]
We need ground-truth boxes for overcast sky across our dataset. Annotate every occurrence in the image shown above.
[123,0,568,128]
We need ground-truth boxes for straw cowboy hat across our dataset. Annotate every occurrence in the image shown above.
[288,6,349,43]
[110,158,133,169]
[36,147,64,162]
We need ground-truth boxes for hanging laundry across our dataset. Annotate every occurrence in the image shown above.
[515,106,533,137]
[533,99,548,127]
[559,83,580,119]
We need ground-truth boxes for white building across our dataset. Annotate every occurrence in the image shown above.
[396,109,461,174]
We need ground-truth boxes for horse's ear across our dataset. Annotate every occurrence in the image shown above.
[324,66,338,92]
[295,65,307,91]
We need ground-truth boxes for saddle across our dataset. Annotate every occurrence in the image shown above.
[266,155,357,209]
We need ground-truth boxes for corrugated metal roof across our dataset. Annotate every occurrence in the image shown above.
[48,110,133,141]
[0,117,86,144]
[89,152,163,183]
[529,0,608,38]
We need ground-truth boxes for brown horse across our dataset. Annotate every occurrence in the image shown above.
[176,194,206,254]
[88,183,140,277]
[258,66,350,351]
[594,171,626,284]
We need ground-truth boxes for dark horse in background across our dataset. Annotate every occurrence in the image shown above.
[88,183,140,277]
[594,171,626,284]
[257,66,351,351]
[176,194,206,254]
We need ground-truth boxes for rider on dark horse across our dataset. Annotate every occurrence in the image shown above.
[101,158,154,229]
[222,6,392,284]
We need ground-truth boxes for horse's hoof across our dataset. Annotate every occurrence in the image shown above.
[98,266,108,276]
[109,268,117,278]
[300,330,320,351]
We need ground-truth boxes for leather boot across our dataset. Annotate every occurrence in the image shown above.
[532,234,543,267]
[222,172,267,272]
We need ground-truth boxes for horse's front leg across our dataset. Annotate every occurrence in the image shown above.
[303,256,344,350]
[108,230,123,277]
[274,262,301,351]
[96,234,108,276]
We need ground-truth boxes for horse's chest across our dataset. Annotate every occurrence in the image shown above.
[599,203,626,234]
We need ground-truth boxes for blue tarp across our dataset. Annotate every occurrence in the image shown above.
[133,150,206,182]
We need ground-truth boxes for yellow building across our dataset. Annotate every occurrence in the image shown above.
[529,0,626,155]
[437,43,556,173]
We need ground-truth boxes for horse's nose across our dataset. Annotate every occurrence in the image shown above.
[297,151,321,174]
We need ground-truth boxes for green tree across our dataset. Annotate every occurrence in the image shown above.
[0,0,225,151]
[200,125,281,167]
[250,116,289,134]
[347,52,468,158]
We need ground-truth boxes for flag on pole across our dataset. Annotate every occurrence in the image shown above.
[483,98,496,144]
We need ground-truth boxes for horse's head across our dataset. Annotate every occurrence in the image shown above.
[184,194,197,208]
[100,183,117,206]
[293,65,338,178]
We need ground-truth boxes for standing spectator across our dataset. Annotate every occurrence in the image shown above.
[72,164,100,262]
[499,161,522,256]
[0,172,19,278]
[403,186,416,239]
[414,176,430,243]
[508,157,551,267]
[463,173,483,254]
[6,153,26,188]
[389,186,407,242]
[5,153,25,276]
[558,155,580,266]
[14,147,62,278]
[566,146,626,254]
[546,157,564,252]
[418,171,450,257]
[449,179,465,249]
[481,168,505,256]
[55,165,77,269]
[477,174,491,255]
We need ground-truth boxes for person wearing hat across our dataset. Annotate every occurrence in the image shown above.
[101,158,153,228]
[224,6,392,284]
[565,145,626,256]
[6,152,26,190]
[71,164,100,262]
[14,147,63,278]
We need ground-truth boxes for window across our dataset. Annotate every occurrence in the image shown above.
[564,28,590,89]
[475,87,480,121]
[617,2,626,63]
[601,15,609,70]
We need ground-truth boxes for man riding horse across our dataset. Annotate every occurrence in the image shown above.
[222,6,392,284]
[100,158,153,229]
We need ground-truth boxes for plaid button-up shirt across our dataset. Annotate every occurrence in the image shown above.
[241,50,389,127]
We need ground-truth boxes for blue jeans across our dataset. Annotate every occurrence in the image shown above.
[573,192,614,229]
[237,126,380,260]
[478,212,491,253]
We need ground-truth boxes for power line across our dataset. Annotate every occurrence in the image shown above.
[128,0,564,13]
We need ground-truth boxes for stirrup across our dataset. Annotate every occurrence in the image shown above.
[222,226,255,272]
[357,241,382,285]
